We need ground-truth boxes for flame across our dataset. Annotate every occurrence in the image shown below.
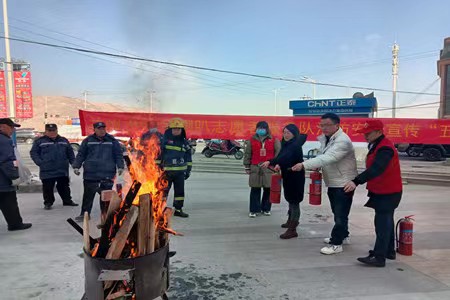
[122,132,177,247]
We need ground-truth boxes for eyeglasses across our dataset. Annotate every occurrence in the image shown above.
[318,123,336,128]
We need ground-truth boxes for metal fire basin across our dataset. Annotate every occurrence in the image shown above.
[83,244,169,300]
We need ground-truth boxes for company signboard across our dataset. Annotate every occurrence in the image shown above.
[0,63,7,118]
[289,97,377,116]
[14,64,33,119]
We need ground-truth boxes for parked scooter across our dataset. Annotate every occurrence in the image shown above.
[202,139,244,160]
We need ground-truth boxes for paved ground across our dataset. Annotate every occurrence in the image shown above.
[1,170,450,299]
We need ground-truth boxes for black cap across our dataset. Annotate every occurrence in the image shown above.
[93,122,106,128]
[45,124,58,130]
[0,118,21,128]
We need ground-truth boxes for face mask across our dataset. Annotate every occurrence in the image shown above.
[256,129,267,136]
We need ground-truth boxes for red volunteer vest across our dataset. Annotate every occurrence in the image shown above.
[251,137,275,165]
[366,137,402,194]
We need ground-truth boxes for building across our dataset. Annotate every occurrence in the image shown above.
[438,37,450,119]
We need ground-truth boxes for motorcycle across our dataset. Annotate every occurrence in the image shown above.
[202,139,244,160]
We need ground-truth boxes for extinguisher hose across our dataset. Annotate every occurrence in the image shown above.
[395,218,403,251]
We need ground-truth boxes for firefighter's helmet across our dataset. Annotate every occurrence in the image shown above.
[168,117,185,129]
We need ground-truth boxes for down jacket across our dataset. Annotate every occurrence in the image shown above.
[0,133,19,192]
[302,127,357,188]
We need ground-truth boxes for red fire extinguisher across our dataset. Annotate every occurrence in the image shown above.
[396,215,414,256]
[270,172,282,204]
[309,170,322,205]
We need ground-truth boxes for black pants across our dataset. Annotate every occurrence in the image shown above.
[0,191,23,228]
[42,176,72,205]
[163,172,185,210]
[80,179,114,215]
[373,209,396,260]
[249,187,271,213]
[288,203,301,222]
[327,188,354,245]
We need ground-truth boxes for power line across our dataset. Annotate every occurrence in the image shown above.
[1,35,440,96]
[378,101,440,111]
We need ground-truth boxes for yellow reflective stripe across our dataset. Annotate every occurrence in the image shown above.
[164,166,188,171]
[155,160,162,164]
[165,145,185,152]
[174,197,184,201]
[187,162,193,166]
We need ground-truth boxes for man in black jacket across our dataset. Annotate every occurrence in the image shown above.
[30,124,78,210]
[0,118,32,231]
[72,122,124,221]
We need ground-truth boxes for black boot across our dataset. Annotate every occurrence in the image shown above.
[369,250,396,260]
[8,223,32,231]
[280,221,299,239]
[174,209,189,218]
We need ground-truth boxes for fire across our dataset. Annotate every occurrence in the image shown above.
[124,133,174,236]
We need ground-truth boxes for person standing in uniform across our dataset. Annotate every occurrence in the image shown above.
[243,121,281,218]
[292,113,357,255]
[344,120,402,267]
[30,124,78,210]
[161,118,192,218]
[261,124,307,239]
[0,118,32,231]
[72,122,124,221]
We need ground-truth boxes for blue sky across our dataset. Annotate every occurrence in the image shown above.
[3,0,449,117]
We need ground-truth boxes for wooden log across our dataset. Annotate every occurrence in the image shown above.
[103,191,122,225]
[96,181,141,258]
[100,190,113,224]
[106,206,139,259]
[83,212,90,253]
[148,196,155,254]
[116,183,123,199]
[137,194,150,256]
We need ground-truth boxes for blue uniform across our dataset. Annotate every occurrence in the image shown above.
[73,133,124,181]
[30,135,75,180]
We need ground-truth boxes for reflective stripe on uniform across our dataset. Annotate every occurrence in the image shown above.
[174,196,184,201]
[164,166,188,171]
[187,162,193,166]
[155,160,162,164]
[165,145,186,152]
[39,142,54,146]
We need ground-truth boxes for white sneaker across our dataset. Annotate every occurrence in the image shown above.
[249,213,257,218]
[263,211,271,216]
[320,245,343,255]
[323,237,351,245]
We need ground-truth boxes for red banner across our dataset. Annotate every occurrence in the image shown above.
[0,70,7,118]
[14,70,33,119]
[79,110,450,144]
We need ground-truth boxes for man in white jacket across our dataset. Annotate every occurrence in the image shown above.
[292,113,357,255]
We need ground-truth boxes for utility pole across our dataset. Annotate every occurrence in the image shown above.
[83,91,88,109]
[2,0,14,118]
[392,42,399,118]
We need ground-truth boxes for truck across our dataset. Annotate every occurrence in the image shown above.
[396,143,450,161]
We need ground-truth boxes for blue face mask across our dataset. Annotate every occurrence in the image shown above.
[256,129,267,136]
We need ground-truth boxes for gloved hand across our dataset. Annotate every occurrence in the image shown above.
[73,168,80,176]
[184,172,191,180]
[118,168,124,176]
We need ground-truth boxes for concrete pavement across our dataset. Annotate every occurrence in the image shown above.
[1,172,450,299]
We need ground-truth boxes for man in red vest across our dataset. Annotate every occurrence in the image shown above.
[344,119,402,267]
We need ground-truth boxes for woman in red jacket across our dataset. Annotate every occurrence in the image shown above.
[243,121,281,218]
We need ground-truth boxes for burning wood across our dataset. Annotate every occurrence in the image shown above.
[73,134,180,299]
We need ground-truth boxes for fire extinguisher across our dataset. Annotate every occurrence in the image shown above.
[396,215,414,256]
[269,167,282,204]
[309,170,322,205]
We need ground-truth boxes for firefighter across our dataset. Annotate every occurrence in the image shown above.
[344,120,402,267]
[0,118,32,231]
[72,122,124,221]
[161,118,192,218]
[138,120,163,166]
[30,124,78,210]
